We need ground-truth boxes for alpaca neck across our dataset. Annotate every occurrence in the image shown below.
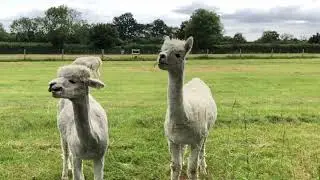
[71,95,95,145]
[168,66,186,123]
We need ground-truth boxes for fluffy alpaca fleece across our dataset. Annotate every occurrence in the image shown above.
[58,65,91,81]
[48,65,108,180]
[72,56,102,78]
[157,36,217,180]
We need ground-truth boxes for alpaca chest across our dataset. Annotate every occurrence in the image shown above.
[68,137,107,159]
[164,121,205,144]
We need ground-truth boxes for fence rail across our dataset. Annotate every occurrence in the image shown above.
[1,52,320,62]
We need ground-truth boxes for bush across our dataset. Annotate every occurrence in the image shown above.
[1,41,320,54]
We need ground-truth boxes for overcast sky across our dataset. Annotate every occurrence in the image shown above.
[1,0,320,41]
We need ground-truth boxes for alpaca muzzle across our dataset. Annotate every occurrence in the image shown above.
[48,82,62,92]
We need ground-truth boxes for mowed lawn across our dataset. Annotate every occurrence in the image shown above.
[0,59,320,179]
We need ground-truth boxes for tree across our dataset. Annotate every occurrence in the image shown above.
[68,22,91,44]
[10,17,47,42]
[185,9,223,50]
[33,17,47,42]
[44,5,83,48]
[233,33,246,44]
[10,17,37,42]
[113,13,138,42]
[0,23,9,41]
[135,23,149,38]
[308,33,320,44]
[280,33,294,42]
[89,23,120,49]
[175,20,189,39]
[221,36,233,44]
[257,31,280,43]
[150,19,170,38]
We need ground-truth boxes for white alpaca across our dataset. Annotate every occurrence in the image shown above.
[157,36,217,180]
[48,65,108,180]
[72,57,102,78]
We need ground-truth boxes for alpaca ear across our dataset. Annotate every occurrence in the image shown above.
[88,78,105,89]
[185,36,194,53]
[164,35,170,41]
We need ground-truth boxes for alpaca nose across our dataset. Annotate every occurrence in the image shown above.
[159,58,166,64]
[48,82,62,92]
[160,54,166,59]
[159,53,167,64]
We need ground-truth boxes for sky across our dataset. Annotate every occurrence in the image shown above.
[1,0,320,41]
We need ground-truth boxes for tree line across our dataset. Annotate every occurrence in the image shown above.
[1,5,320,52]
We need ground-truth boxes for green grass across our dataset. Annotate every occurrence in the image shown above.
[0,59,320,179]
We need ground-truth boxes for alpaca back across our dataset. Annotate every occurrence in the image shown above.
[72,57,102,78]
[183,78,217,131]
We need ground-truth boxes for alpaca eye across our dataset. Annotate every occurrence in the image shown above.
[175,54,181,58]
[69,80,76,84]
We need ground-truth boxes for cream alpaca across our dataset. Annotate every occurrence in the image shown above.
[72,56,103,78]
[48,65,108,180]
[157,36,217,180]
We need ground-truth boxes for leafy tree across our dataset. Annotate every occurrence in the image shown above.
[308,33,320,44]
[10,17,37,41]
[68,23,91,44]
[185,9,223,50]
[0,23,9,41]
[135,23,150,38]
[221,36,233,44]
[113,13,138,42]
[170,27,179,38]
[89,23,120,49]
[257,31,280,43]
[10,17,47,42]
[280,33,294,42]
[233,33,246,44]
[150,19,170,38]
[32,17,47,42]
[44,5,83,48]
[175,20,189,39]
[300,35,309,42]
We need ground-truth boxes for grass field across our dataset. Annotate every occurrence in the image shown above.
[0,58,320,179]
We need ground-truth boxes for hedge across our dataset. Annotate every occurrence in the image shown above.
[1,41,320,54]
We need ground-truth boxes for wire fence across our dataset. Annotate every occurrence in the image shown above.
[1,48,320,61]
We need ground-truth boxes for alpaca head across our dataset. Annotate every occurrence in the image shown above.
[48,65,105,99]
[157,36,193,71]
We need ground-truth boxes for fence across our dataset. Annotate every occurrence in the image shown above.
[3,42,320,55]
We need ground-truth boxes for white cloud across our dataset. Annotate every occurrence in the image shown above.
[1,0,320,40]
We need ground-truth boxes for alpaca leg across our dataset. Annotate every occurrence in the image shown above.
[61,138,69,180]
[199,139,207,175]
[181,145,185,166]
[68,153,73,174]
[93,71,99,78]
[169,141,182,180]
[93,157,104,180]
[97,69,101,78]
[187,144,201,180]
[73,158,85,180]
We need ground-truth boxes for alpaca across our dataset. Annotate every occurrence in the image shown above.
[48,65,108,180]
[72,57,103,78]
[157,36,217,180]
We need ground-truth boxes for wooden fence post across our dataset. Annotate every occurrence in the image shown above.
[61,49,64,60]
[101,49,104,60]
[23,49,26,60]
